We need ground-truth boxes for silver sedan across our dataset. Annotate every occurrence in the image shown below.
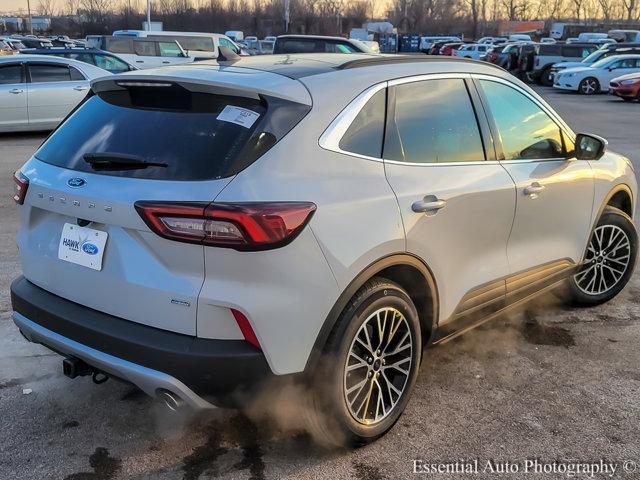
[0,55,108,133]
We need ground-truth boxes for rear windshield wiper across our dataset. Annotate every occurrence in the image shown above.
[83,153,168,170]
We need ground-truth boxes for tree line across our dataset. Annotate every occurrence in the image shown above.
[8,0,640,38]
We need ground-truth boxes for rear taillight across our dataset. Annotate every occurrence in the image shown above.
[13,171,28,205]
[134,201,316,251]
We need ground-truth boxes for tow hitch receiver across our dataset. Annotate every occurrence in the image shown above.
[62,356,92,379]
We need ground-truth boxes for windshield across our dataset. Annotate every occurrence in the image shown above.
[582,50,605,63]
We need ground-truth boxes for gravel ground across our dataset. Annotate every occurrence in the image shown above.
[1,87,639,480]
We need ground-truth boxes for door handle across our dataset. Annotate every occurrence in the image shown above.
[73,86,88,91]
[412,195,447,214]
[9,88,24,94]
[162,61,170,64]
[135,60,144,63]
[524,182,546,197]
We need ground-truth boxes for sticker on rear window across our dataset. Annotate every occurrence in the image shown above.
[217,106,260,129]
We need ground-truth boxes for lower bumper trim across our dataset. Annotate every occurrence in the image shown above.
[13,312,215,409]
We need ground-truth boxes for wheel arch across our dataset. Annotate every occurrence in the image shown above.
[304,254,439,373]
[604,185,634,219]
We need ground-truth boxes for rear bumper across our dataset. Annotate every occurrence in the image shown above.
[11,276,275,408]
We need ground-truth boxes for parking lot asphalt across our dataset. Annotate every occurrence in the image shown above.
[1,87,639,480]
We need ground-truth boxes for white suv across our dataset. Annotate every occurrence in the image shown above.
[11,55,638,446]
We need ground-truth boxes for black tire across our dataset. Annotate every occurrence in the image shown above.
[567,207,637,306]
[305,278,422,447]
[540,66,554,86]
[621,96,634,102]
[579,77,600,95]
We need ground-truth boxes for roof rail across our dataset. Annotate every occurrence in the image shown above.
[336,55,497,71]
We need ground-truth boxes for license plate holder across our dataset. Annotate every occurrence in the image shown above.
[58,223,108,271]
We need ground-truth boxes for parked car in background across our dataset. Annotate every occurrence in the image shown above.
[540,37,557,44]
[486,43,520,69]
[12,36,53,49]
[1,37,27,52]
[0,55,107,132]
[439,42,472,56]
[256,40,275,55]
[361,40,380,53]
[0,40,13,55]
[86,36,193,69]
[453,43,489,60]
[608,30,640,43]
[554,54,640,94]
[21,48,136,74]
[419,36,460,53]
[609,72,640,101]
[477,36,508,44]
[10,54,637,448]
[508,34,532,42]
[274,35,373,54]
[550,43,640,83]
[110,30,244,59]
[531,42,598,85]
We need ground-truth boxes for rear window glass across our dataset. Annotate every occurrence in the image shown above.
[277,39,318,54]
[34,87,309,181]
[339,89,386,158]
[538,45,561,55]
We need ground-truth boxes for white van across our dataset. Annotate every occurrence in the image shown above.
[112,30,243,59]
[86,36,193,69]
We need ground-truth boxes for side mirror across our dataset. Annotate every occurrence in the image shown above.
[575,133,607,160]
[218,46,241,62]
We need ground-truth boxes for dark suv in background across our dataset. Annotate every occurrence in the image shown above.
[530,43,598,85]
[273,35,372,54]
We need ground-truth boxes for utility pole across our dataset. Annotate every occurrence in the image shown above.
[146,0,151,30]
[284,0,290,33]
[26,0,33,35]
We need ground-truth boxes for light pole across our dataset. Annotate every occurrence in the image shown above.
[146,0,151,30]
[284,0,289,33]
[26,0,33,35]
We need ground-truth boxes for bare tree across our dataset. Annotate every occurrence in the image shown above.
[37,0,58,15]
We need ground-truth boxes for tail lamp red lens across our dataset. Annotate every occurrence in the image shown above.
[231,309,261,349]
[134,201,316,251]
[13,171,29,205]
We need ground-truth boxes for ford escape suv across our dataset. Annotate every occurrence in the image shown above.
[11,54,638,446]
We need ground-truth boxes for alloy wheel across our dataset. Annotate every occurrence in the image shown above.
[574,225,631,295]
[343,307,413,425]
[581,79,597,94]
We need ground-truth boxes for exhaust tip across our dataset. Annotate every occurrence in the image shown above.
[157,389,184,411]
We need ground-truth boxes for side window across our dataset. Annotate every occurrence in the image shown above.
[106,37,133,54]
[386,78,485,164]
[479,80,563,160]
[134,40,157,56]
[29,64,72,83]
[69,66,85,80]
[339,88,386,158]
[94,54,130,73]
[159,42,182,57]
[0,64,22,84]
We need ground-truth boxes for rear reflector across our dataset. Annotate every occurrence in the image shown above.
[231,309,261,349]
[13,171,28,205]
[134,201,316,251]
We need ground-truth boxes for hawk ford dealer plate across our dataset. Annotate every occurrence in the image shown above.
[58,223,108,271]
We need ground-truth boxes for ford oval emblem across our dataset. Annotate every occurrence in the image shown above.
[81,242,99,255]
[68,177,86,188]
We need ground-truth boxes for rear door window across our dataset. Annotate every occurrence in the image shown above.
[134,40,157,56]
[28,64,72,83]
[69,66,85,80]
[34,86,310,181]
[159,42,182,57]
[106,37,133,54]
[385,79,485,164]
[0,64,23,84]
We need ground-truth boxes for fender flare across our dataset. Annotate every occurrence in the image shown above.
[304,253,439,373]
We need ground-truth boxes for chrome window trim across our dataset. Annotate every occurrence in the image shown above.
[319,71,576,168]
